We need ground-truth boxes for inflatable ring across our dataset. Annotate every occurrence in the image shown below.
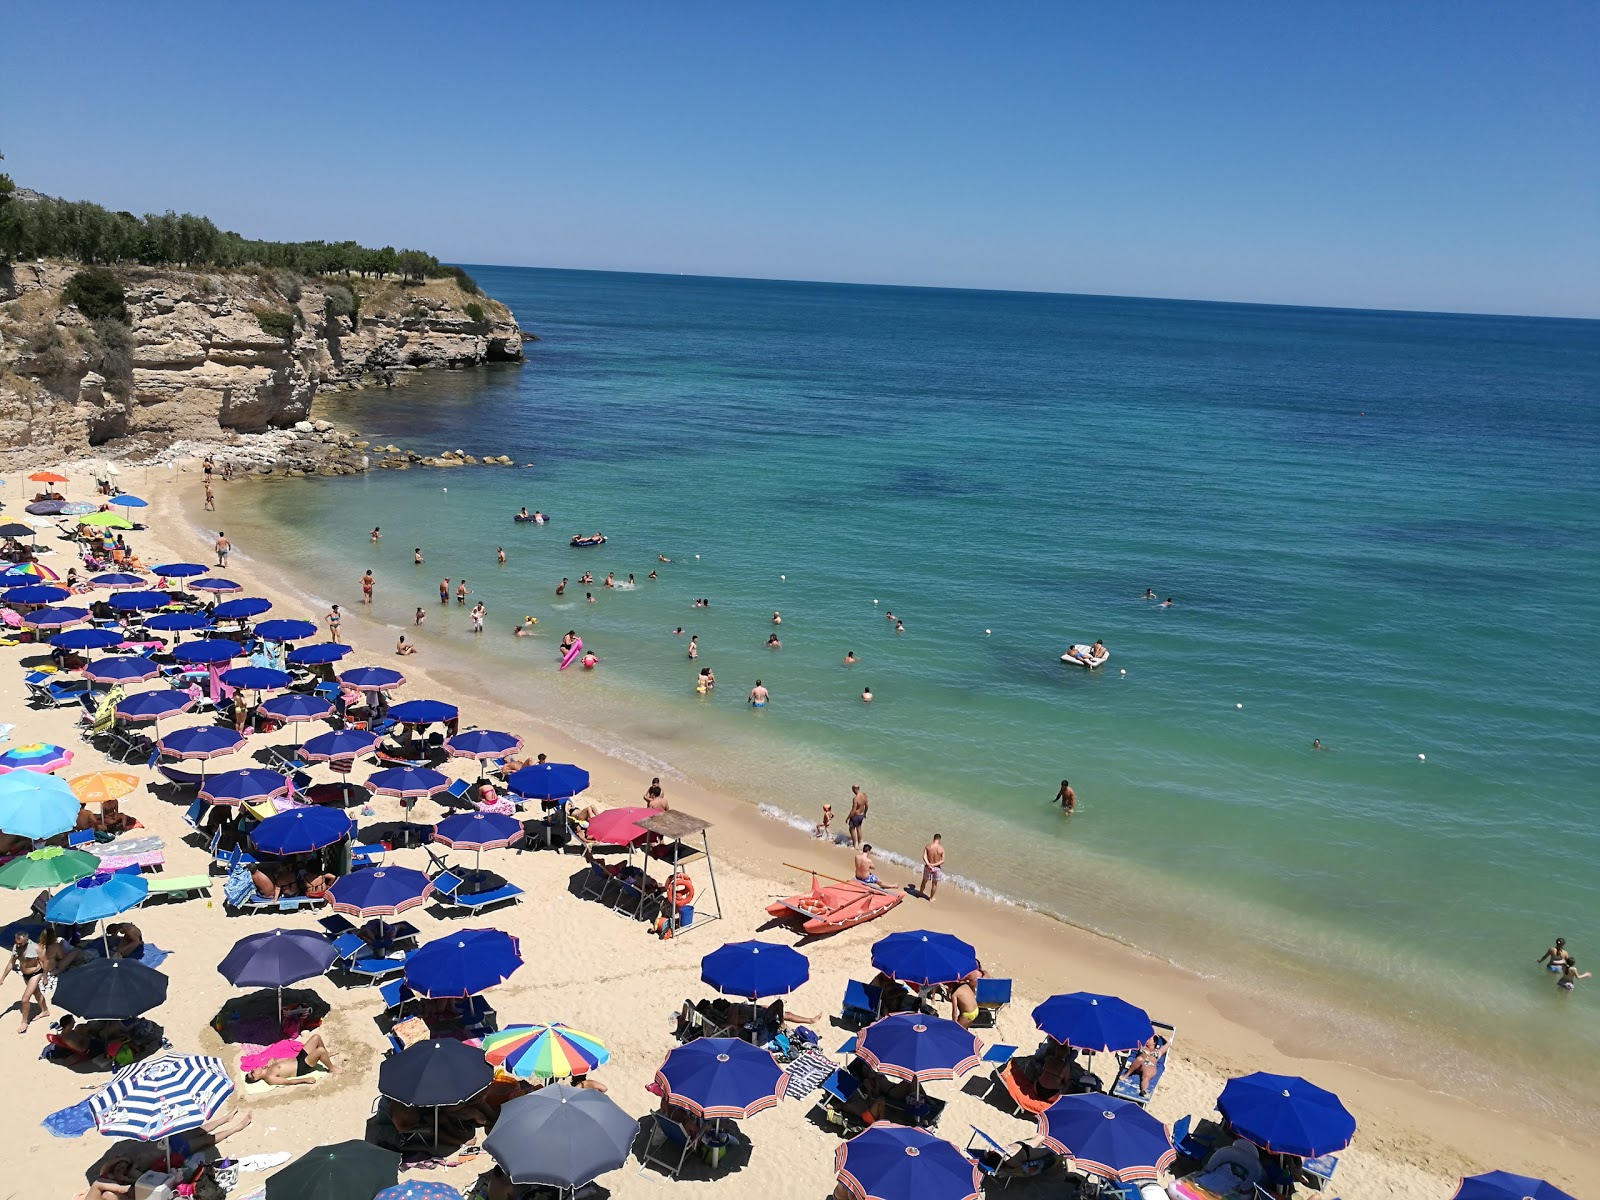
[668,874,695,907]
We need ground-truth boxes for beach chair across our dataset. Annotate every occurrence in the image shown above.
[106,726,154,763]
[181,798,208,830]
[349,843,387,871]
[840,979,883,1027]
[638,1113,698,1179]
[578,855,616,903]
[319,913,357,939]
[813,1068,866,1136]
[424,846,451,874]
[429,869,523,916]
[27,672,92,708]
[1299,1154,1340,1191]
[610,871,649,919]
[158,764,205,790]
[1111,1021,1174,1107]
[141,875,212,904]
[441,778,473,808]
[1171,1114,1220,1164]
[966,1127,1011,1188]
[972,977,1012,1027]
[378,978,415,1017]
[331,933,410,986]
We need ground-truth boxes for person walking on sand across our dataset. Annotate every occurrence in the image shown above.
[204,480,215,511]
[214,531,231,567]
[1052,779,1076,814]
[457,580,470,605]
[748,679,769,707]
[847,785,869,848]
[361,570,374,604]
[440,578,450,604]
[921,833,945,901]
[326,605,343,643]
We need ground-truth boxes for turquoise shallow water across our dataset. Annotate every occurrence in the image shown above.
[219,268,1599,1120]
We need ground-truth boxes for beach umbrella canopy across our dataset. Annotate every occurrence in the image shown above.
[78,511,133,529]
[22,604,92,630]
[117,690,196,723]
[52,627,124,651]
[212,596,271,621]
[109,494,148,508]
[264,1141,399,1200]
[250,806,352,855]
[219,928,339,989]
[0,741,75,773]
[0,522,40,539]
[258,692,334,724]
[405,929,522,998]
[160,725,245,759]
[387,698,458,725]
[28,471,69,483]
[171,638,239,665]
[583,806,654,846]
[303,728,379,762]
[150,562,208,579]
[47,871,148,924]
[481,1022,610,1082]
[380,1038,494,1108]
[367,764,450,799]
[220,665,291,690]
[374,1184,462,1200]
[61,502,100,516]
[84,655,161,684]
[506,761,589,801]
[834,1124,982,1200]
[26,500,66,515]
[483,1085,636,1189]
[1032,992,1154,1053]
[108,590,172,611]
[871,931,980,989]
[1453,1173,1575,1200]
[1216,1072,1356,1159]
[144,611,211,633]
[702,939,810,999]
[190,577,243,593]
[88,572,146,589]
[90,1051,234,1141]
[3,583,69,605]
[286,641,352,666]
[1037,1094,1176,1181]
[325,866,434,917]
[0,845,99,889]
[256,618,319,642]
[0,770,79,839]
[433,811,522,852]
[857,1013,983,1083]
[54,957,169,1019]
[200,768,290,807]
[445,729,523,760]
[69,771,142,806]
[339,665,405,690]
[654,1037,788,1119]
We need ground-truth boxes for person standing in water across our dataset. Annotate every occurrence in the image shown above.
[361,569,374,604]
[920,834,945,901]
[556,578,567,596]
[497,547,506,565]
[847,785,869,848]
[414,548,424,564]
[1052,780,1076,814]
[1538,938,1572,973]
[1558,960,1591,991]
[687,636,698,660]
[370,526,381,543]
[748,679,769,707]
[439,578,450,604]
[457,580,471,605]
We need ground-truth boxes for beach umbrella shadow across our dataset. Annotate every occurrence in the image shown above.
[207,986,330,1043]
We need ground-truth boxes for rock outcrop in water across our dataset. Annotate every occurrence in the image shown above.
[0,260,524,469]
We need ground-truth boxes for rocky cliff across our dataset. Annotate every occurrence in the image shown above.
[0,261,524,469]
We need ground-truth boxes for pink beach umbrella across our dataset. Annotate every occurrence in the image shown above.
[0,743,75,774]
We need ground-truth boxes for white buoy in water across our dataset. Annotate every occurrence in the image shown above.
[695,554,700,559]
[873,599,879,605]
[1120,668,1126,675]
[780,575,785,581]
[1418,753,1426,761]
[1236,703,1243,709]
[442,487,448,492]
[984,629,991,636]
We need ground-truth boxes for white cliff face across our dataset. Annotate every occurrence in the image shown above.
[0,260,524,468]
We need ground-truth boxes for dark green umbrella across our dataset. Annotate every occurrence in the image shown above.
[265,1140,399,1200]
[0,846,99,890]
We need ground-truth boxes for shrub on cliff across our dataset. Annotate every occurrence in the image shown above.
[255,309,295,340]
[85,319,134,394]
[324,282,360,326]
[463,301,486,324]
[62,268,128,324]
[445,266,480,295]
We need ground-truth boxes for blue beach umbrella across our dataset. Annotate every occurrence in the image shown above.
[653,1037,788,1119]
[200,768,291,808]
[220,665,291,691]
[286,641,352,666]
[1037,1094,1175,1181]
[150,562,208,579]
[433,811,522,871]
[379,1039,495,1114]
[1031,992,1154,1053]
[250,806,353,856]
[47,871,149,924]
[2,583,69,605]
[88,572,146,589]
[857,1013,983,1083]
[445,729,523,760]
[25,500,65,515]
[144,611,211,633]
[388,698,458,725]
[506,762,589,801]
[1216,1072,1356,1159]
[84,656,160,685]
[220,928,338,992]
[375,1184,464,1200]
[367,765,451,799]
[190,577,242,594]
[171,639,239,665]
[255,618,318,642]
[108,590,171,612]
[1453,1173,1575,1200]
[212,596,271,621]
[52,627,124,651]
[109,494,148,508]
[258,692,334,724]
[835,1124,981,1200]
[701,940,810,999]
[23,605,92,629]
[302,728,379,761]
[53,956,168,1020]
[871,930,980,989]
[338,665,405,691]
[89,1050,233,1142]
[404,929,523,998]
[158,726,246,778]
[116,690,196,725]
[0,771,78,840]
[326,866,434,917]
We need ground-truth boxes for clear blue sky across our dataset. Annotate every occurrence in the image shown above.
[5,2,1596,316]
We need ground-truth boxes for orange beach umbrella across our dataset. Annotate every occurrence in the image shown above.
[28,472,68,484]
[69,771,141,806]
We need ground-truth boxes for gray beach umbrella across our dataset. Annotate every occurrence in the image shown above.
[483,1083,637,1188]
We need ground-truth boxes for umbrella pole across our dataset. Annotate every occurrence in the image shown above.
[277,985,283,1026]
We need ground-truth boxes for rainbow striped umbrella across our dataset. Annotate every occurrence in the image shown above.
[0,742,74,773]
[480,1022,610,1082]
[1,561,60,581]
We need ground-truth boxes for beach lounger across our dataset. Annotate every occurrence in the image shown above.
[378,979,414,1016]
[349,843,387,871]
[319,913,357,939]
[181,798,208,830]
[1299,1154,1340,1191]
[429,870,523,915]
[1171,1114,1220,1164]
[331,933,410,985]
[158,765,205,790]
[995,1060,1055,1117]
[973,976,1012,1027]
[1111,1021,1174,1107]
[579,857,616,903]
[813,1068,867,1136]
[441,778,473,807]
[840,979,883,1027]
[26,673,92,708]
[639,1113,698,1179]
[141,875,212,904]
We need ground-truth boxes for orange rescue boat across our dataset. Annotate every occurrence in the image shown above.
[766,871,902,936]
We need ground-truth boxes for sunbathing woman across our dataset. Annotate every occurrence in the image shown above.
[244,1030,337,1085]
[1120,1033,1167,1095]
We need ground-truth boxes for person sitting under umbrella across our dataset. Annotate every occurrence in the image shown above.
[243,1030,337,1085]
[105,921,143,960]
[86,1110,253,1198]
[969,1137,1058,1180]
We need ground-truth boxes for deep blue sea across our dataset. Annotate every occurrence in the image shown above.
[223,268,1600,1117]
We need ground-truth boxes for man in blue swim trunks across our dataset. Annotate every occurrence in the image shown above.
[854,844,879,887]
[847,785,869,847]
[748,680,769,707]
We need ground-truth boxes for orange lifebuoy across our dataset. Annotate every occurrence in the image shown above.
[668,873,695,907]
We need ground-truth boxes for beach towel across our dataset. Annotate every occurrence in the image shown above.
[238,1038,303,1074]
[42,1099,96,1138]
[223,863,258,908]
[782,1049,837,1100]
[135,943,171,969]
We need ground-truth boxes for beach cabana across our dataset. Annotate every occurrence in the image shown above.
[636,808,724,937]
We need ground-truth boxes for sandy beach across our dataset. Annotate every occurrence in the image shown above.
[1,460,1591,1200]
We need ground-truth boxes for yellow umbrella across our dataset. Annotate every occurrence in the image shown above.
[69,771,141,806]
[78,511,133,529]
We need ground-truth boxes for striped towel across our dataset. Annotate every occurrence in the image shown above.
[783,1049,836,1100]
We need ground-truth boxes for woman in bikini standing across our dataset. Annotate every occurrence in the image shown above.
[0,929,50,1032]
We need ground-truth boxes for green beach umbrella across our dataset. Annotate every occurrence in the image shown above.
[0,845,100,889]
[78,511,133,529]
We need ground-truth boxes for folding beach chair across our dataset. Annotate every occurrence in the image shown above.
[1171,1114,1220,1164]
[141,876,212,904]
[429,870,523,916]
[638,1113,698,1178]
[840,979,882,1027]
[812,1068,866,1136]
[972,976,1012,1027]
[578,855,616,904]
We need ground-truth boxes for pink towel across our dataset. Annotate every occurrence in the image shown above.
[238,1038,303,1073]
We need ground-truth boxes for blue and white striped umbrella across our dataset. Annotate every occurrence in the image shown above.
[89,1050,234,1140]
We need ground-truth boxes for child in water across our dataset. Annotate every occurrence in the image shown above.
[815,803,833,840]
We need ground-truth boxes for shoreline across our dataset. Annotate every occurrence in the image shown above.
[144,464,1597,1191]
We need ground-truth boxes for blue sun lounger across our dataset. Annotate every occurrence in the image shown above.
[1111,1021,1174,1106]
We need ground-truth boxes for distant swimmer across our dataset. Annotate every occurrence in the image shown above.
[627,574,635,587]
[497,547,506,565]
[1052,779,1076,814]
[772,611,782,625]
[603,572,615,589]
[696,667,715,693]
[414,607,426,627]
[556,578,567,596]
[748,679,769,707]
[767,634,781,649]
[1538,938,1572,973]
[658,554,671,563]
[518,508,529,520]
[885,611,896,623]
[843,651,858,664]
[1312,739,1330,751]
[1558,960,1591,992]
[414,548,424,564]
[513,624,531,637]
[579,572,593,585]
[687,636,698,660]
[585,592,595,603]
[895,621,904,634]
[861,686,873,703]
[1143,589,1155,600]
[672,627,684,636]
[648,571,658,580]
[1160,597,1174,607]
[370,526,381,543]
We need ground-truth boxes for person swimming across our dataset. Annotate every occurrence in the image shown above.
[749,679,769,707]
[1143,588,1156,600]
[843,651,858,664]
[1538,938,1572,973]
[767,633,781,649]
